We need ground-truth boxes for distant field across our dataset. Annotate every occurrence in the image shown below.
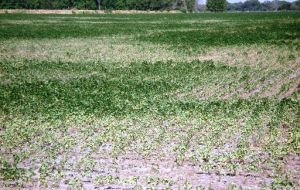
[0,12,300,189]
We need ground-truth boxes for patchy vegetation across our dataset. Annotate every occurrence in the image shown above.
[0,12,300,189]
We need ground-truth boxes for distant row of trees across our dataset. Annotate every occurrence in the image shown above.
[0,0,194,11]
[227,0,300,11]
[0,0,299,11]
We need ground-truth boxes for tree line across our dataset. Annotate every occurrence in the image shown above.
[227,0,300,11]
[0,0,195,11]
[0,0,299,11]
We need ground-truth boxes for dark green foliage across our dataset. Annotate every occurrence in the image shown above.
[0,12,299,46]
[0,0,177,10]
[0,0,97,9]
[279,1,291,10]
[227,0,300,11]
[242,0,261,11]
[0,60,227,117]
[207,0,227,12]
[0,0,299,11]
[141,19,300,49]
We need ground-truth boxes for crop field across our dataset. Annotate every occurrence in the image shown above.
[0,12,300,189]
